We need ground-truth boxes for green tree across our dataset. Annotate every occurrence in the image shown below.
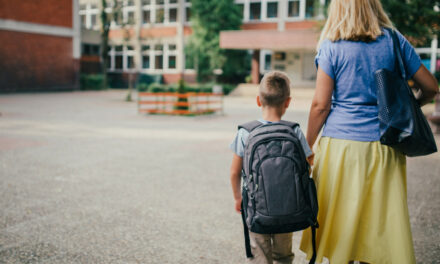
[382,0,440,46]
[189,0,248,82]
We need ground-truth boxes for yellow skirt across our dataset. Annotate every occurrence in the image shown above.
[300,137,415,264]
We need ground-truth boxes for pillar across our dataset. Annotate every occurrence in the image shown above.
[252,50,260,84]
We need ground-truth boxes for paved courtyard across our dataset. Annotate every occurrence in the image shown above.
[0,90,439,263]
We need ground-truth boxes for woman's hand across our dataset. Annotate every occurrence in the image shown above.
[412,64,439,106]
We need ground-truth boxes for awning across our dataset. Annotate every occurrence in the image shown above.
[219,29,320,50]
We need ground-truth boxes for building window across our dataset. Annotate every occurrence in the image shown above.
[264,54,272,71]
[155,44,164,51]
[80,15,87,28]
[168,44,176,51]
[142,55,150,69]
[127,0,134,6]
[82,44,100,56]
[155,55,163,69]
[157,0,165,4]
[115,55,123,69]
[267,2,278,18]
[305,0,317,18]
[142,0,151,5]
[126,11,135,24]
[168,55,176,69]
[249,2,261,20]
[91,14,97,28]
[185,7,191,22]
[127,56,135,69]
[288,0,300,17]
[169,8,177,22]
[169,0,178,3]
[143,10,151,23]
[156,8,165,23]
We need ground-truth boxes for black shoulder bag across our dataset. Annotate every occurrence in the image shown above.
[374,29,437,157]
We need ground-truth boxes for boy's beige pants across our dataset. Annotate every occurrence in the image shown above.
[247,232,295,264]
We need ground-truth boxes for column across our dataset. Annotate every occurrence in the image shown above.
[252,50,260,84]
[430,36,438,74]
[177,0,185,79]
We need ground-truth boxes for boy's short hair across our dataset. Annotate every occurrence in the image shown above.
[259,71,291,107]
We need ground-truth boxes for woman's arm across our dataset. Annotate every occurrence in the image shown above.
[306,67,334,148]
[412,64,439,106]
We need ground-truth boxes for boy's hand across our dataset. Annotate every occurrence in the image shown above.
[235,197,242,214]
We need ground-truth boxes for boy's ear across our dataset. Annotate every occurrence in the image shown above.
[285,97,292,108]
[256,95,262,107]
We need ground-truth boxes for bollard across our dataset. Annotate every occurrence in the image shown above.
[428,94,440,134]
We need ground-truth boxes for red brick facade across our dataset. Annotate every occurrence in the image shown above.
[0,31,78,92]
[0,0,78,92]
[0,0,72,28]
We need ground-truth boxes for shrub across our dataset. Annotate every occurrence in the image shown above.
[80,74,104,90]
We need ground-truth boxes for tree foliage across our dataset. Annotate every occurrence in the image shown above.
[188,0,248,82]
[381,0,440,46]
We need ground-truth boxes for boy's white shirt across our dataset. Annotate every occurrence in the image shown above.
[230,119,313,158]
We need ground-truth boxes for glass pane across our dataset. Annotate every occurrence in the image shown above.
[115,45,123,52]
[288,0,300,17]
[155,55,163,69]
[91,4,97,9]
[127,11,135,24]
[91,14,97,27]
[115,55,123,69]
[155,44,163,51]
[126,46,134,50]
[236,4,244,19]
[156,8,164,23]
[169,0,178,3]
[80,4,87,10]
[249,3,261,20]
[169,8,177,22]
[127,0,134,6]
[168,55,176,69]
[142,45,150,51]
[127,56,134,68]
[306,0,317,18]
[142,0,151,5]
[80,15,86,28]
[264,54,271,71]
[267,2,278,18]
[143,10,150,23]
[185,7,191,22]
[168,44,176,50]
[143,55,150,68]
[156,0,164,4]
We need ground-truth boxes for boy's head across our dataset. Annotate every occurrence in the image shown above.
[257,71,292,116]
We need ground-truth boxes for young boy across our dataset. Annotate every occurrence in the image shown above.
[229,71,313,263]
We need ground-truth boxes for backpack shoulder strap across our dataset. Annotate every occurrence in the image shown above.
[278,120,299,129]
[238,120,262,132]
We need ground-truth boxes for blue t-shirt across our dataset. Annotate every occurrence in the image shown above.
[316,29,422,141]
[230,119,313,158]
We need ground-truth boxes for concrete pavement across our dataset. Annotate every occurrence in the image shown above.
[0,90,439,263]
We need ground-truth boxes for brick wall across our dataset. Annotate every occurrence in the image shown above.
[0,30,78,92]
[0,0,72,28]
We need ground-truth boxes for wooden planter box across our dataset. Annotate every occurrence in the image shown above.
[137,92,223,115]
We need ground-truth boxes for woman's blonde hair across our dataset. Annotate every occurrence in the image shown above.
[318,0,394,49]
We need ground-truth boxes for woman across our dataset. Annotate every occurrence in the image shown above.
[300,0,439,263]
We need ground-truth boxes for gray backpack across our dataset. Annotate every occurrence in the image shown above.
[239,120,318,264]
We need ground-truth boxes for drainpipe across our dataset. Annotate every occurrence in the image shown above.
[177,0,185,81]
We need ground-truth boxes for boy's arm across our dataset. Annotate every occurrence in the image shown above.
[230,154,243,214]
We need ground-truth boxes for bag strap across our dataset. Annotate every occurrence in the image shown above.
[238,120,262,132]
[278,120,299,130]
[389,28,407,80]
[241,201,253,258]
[309,225,317,264]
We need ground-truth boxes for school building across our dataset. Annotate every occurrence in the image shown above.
[79,0,329,86]
[0,0,81,92]
[78,0,438,87]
